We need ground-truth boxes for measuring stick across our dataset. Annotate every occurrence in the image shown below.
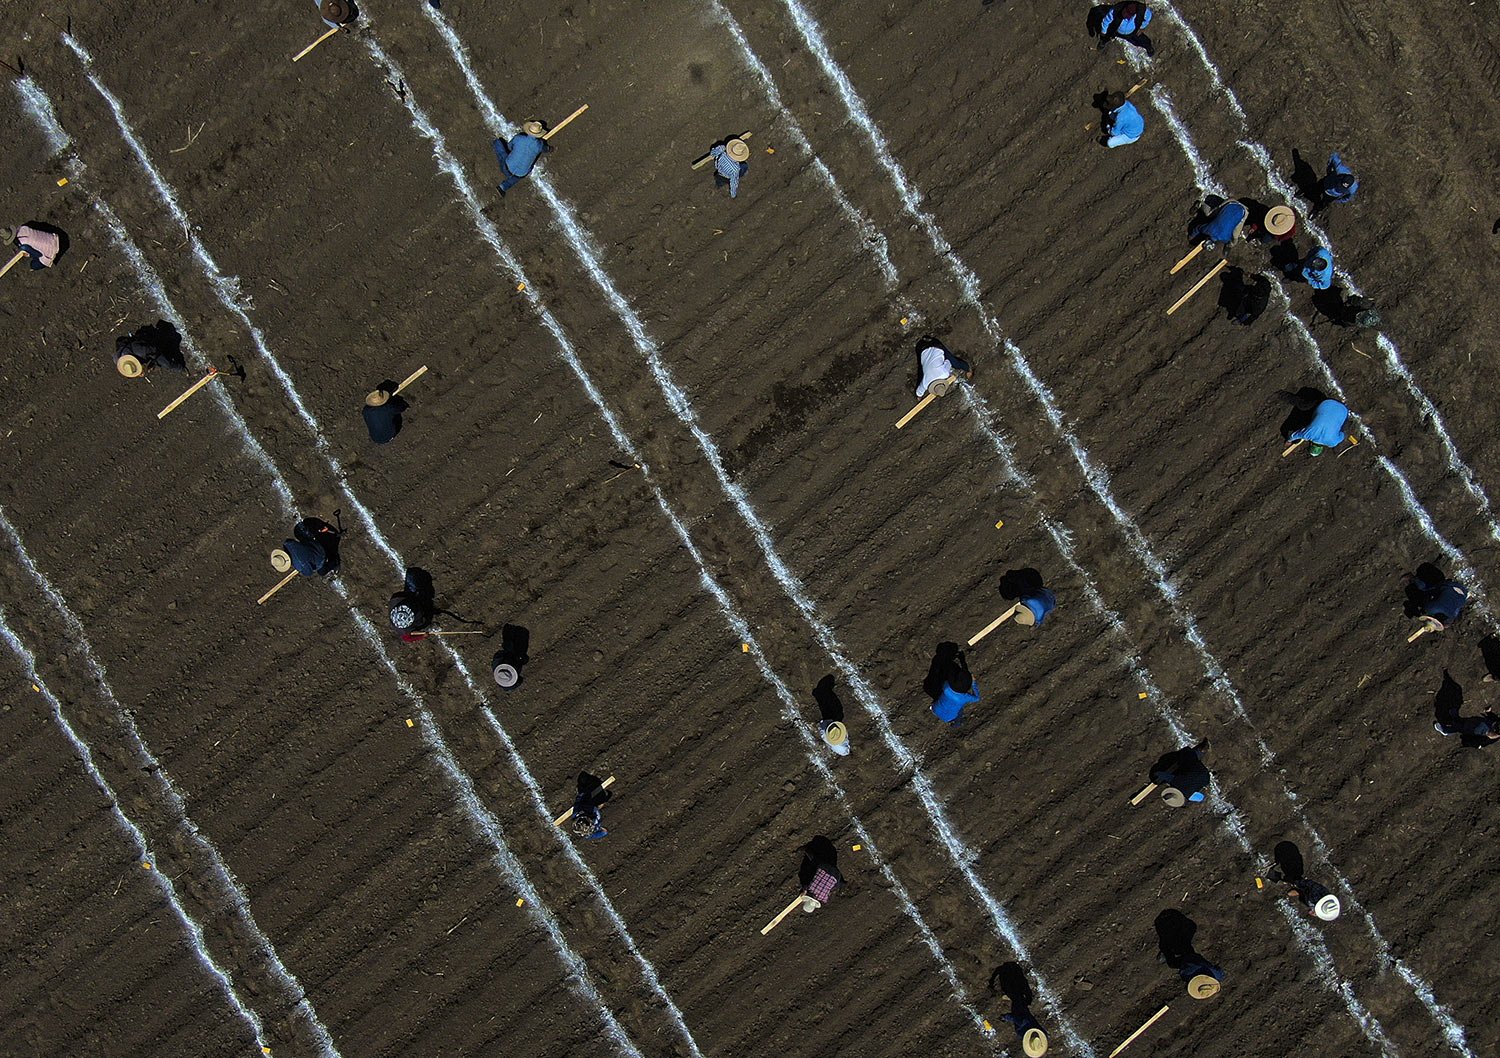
[1281,438,1306,458]
[407,630,485,638]
[1086,78,1150,130]
[394,364,427,395]
[0,250,28,278]
[292,25,340,62]
[257,570,298,605]
[692,131,753,170]
[967,603,1021,647]
[1129,782,1158,806]
[1166,258,1228,316]
[553,775,616,827]
[1109,1005,1170,1058]
[1169,242,1205,275]
[541,104,588,141]
[158,369,220,419]
[1337,435,1360,458]
[1407,621,1439,643]
[760,894,807,936]
[895,392,937,429]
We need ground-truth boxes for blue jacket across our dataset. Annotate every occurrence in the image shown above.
[502,133,547,178]
[1298,249,1335,289]
[1106,102,1145,143]
[932,679,980,723]
[1101,3,1152,36]
[1321,153,1358,201]
[285,539,328,577]
[1191,201,1248,245]
[1020,589,1057,626]
[1290,399,1349,447]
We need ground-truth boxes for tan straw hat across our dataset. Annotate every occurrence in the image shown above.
[802,895,822,913]
[1013,603,1037,627]
[321,0,353,24]
[822,721,848,747]
[928,374,955,397]
[1187,974,1221,1000]
[366,389,389,407]
[522,120,546,137]
[726,138,751,162]
[1264,205,1296,235]
[115,353,144,378]
[1160,785,1187,808]
[0,226,14,244]
[1315,895,1341,921]
[270,548,293,573]
[1023,1028,1049,1057]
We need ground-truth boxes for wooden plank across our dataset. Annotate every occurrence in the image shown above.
[256,570,298,605]
[692,131,753,170]
[1167,258,1228,316]
[553,775,616,827]
[967,603,1020,647]
[541,104,588,141]
[895,392,937,430]
[1109,1005,1170,1058]
[292,25,340,62]
[760,894,806,936]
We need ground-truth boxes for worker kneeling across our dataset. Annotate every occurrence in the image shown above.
[273,517,341,578]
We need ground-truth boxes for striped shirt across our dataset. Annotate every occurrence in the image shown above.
[17,226,59,267]
[710,145,745,198]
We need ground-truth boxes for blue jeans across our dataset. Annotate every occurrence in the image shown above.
[492,139,523,192]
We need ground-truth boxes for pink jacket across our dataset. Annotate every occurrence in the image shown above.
[16,225,60,267]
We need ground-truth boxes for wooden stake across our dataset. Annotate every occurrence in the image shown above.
[1110,1005,1170,1058]
[692,131,753,170]
[1169,242,1205,275]
[760,894,807,936]
[407,630,485,638]
[257,570,298,605]
[1129,782,1158,806]
[1281,438,1305,458]
[158,369,220,419]
[967,603,1021,647]
[553,775,616,827]
[292,25,340,63]
[602,462,642,485]
[394,364,427,395]
[541,104,588,141]
[1407,620,1439,643]
[0,250,29,278]
[895,392,937,430]
[1086,78,1150,130]
[1167,258,1228,316]
[1337,435,1360,458]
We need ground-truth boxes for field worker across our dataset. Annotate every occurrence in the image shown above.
[1319,152,1358,206]
[710,137,751,198]
[1286,877,1341,922]
[362,379,409,444]
[1097,1,1154,55]
[915,337,972,398]
[1101,93,1145,148]
[798,836,845,913]
[1152,742,1210,806]
[4,224,63,270]
[113,321,186,378]
[1287,246,1335,289]
[1015,588,1057,627]
[820,719,851,756]
[931,652,980,723]
[274,516,341,578]
[493,121,551,196]
[1188,199,1248,250]
[316,0,356,27]
[1001,1009,1049,1057]
[570,772,613,840]
[1434,707,1500,745]
[1410,571,1469,633]
[1287,397,1349,456]
[1250,204,1297,244]
[388,569,435,636]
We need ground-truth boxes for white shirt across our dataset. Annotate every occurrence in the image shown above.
[916,344,954,397]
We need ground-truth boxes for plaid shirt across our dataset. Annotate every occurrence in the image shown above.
[806,867,841,903]
[710,145,745,198]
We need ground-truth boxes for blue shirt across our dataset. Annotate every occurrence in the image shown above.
[1321,153,1358,200]
[285,539,328,577]
[1101,4,1152,36]
[932,679,980,723]
[1290,399,1349,447]
[1299,249,1334,289]
[711,145,746,197]
[1106,102,1145,143]
[502,133,547,178]
[1191,201,1247,245]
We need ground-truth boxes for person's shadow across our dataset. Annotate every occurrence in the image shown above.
[1091,90,1116,123]
[1268,238,1302,270]
[1150,741,1206,781]
[1479,636,1500,682]
[1289,149,1322,203]
[1154,909,1202,970]
[798,835,838,886]
[1434,669,1464,729]
[1278,386,1327,440]
[988,960,1033,1003]
[1270,840,1305,883]
[1310,287,1347,326]
[924,642,965,701]
[139,320,186,370]
[1217,266,1270,325]
[813,674,844,723]
[1403,562,1448,617]
[998,568,1046,601]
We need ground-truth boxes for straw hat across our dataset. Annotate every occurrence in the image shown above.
[115,352,144,378]
[492,661,520,689]
[522,120,546,137]
[802,896,822,913]
[1160,785,1187,808]
[928,375,955,397]
[1023,1028,1049,1057]
[0,227,14,244]
[1264,205,1295,235]
[366,389,389,407]
[1013,602,1037,627]
[1187,974,1221,1000]
[1314,895,1341,921]
[320,0,353,24]
[270,548,293,573]
[726,138,751,162]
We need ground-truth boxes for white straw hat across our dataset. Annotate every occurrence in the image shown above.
[1023,1028,1049,1057]
[726,138,751,162]
[1187,974,1221,1000]
[1314,895,1341,921]
[270,549,292,572]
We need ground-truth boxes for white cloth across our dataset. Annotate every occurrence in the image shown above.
[915,344,954,397]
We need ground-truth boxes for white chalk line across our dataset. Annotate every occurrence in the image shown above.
[762,0,1434,1052]
[407,3,1066,1051]
[25,66,650,1058]
[1154,2,1500,559]
[0,606,273,1056]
